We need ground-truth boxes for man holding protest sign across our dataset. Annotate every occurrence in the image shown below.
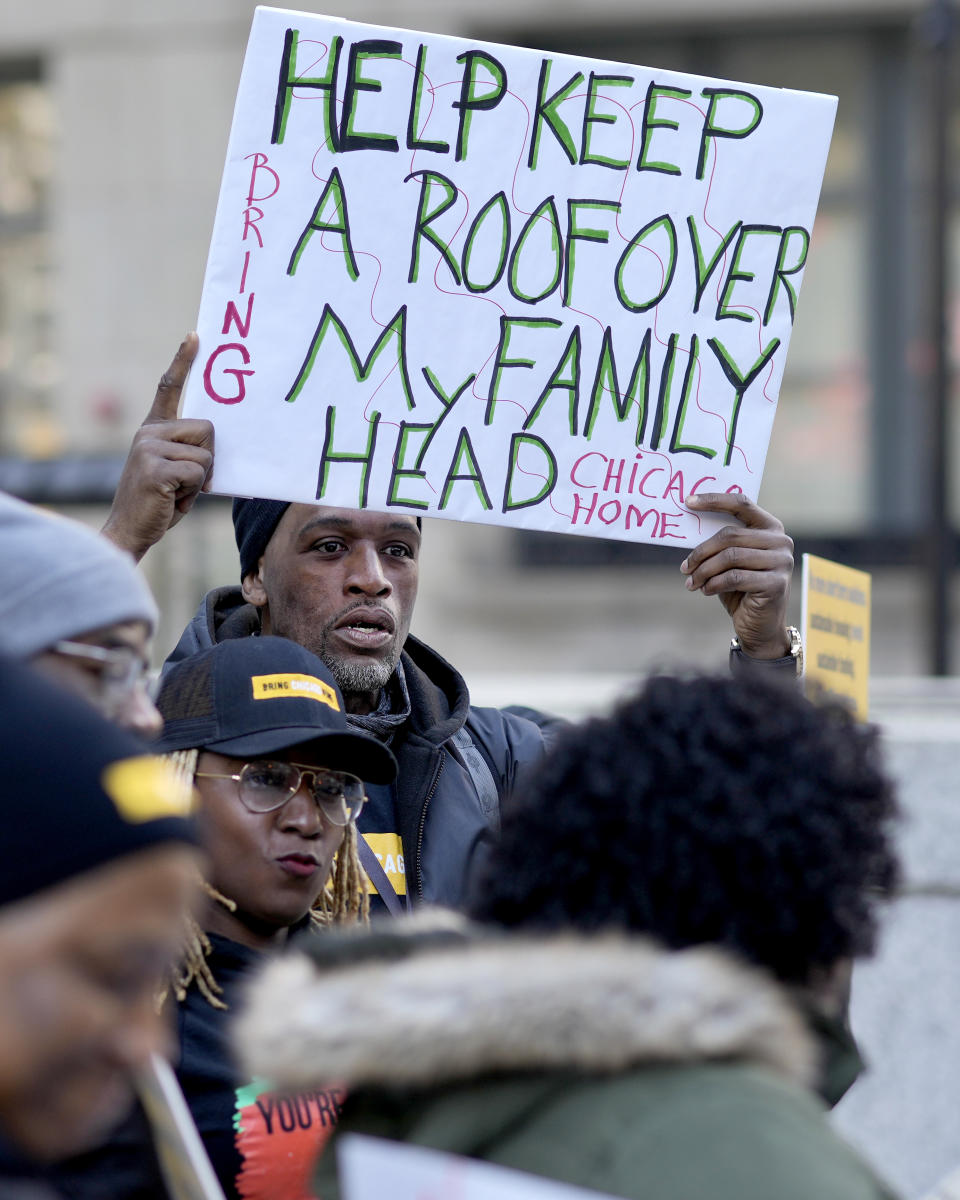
[104,8,827,910]
[103,333,797,912]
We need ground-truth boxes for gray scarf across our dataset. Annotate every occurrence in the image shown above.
[345,660,412,745]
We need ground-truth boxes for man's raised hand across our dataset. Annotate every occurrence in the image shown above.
[679,492,794,659]
[102,333,214,562]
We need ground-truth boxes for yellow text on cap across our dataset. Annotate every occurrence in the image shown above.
[102,756,195,823]
[251,673,340,711]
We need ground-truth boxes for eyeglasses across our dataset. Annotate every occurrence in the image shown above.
[50,640,150,711]
[194,760,366,826]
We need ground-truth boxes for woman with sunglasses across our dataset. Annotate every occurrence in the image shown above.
[54,636,396,1200]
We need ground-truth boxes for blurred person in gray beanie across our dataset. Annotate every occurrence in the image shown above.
[0,491,162,736]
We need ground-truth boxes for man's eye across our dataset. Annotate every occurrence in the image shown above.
[312,540,343,554]
[384,544,413,558]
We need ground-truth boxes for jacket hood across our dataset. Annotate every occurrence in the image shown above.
[399,636,471,745]
[237,913,817,1094]
[163,586,258,673]
[164,588,472,744]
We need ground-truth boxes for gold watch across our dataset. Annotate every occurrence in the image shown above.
[730,626,803,675]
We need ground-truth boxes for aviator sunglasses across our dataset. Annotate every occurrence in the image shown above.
[194,759,367,826]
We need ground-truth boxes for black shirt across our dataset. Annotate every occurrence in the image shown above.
[52,934,344,1200]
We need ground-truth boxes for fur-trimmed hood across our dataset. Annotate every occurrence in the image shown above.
[237,913,817,1093]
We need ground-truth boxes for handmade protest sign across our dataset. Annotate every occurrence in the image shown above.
[182,6,837,546]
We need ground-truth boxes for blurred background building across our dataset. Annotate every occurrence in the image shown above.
[0,2,956,1195]
[0,0,957,672]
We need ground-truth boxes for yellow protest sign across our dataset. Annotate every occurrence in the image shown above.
[801,553,872,720]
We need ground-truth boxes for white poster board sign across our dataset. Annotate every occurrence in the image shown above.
[183,6,836,547]
[337,1134,618,1200]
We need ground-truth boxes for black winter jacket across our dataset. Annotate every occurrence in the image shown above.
[165,588,554,906]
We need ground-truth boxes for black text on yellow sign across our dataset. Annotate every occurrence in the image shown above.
[801,553,872,721]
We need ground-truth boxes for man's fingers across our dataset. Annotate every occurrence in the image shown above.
[149,458,212,526]
[176,488,206,516]
[681,526,792,579]
[134,417,214,451]
[686,549,793,596]
[685,491,784,531]
[144,332,199,424]
[698,568,789,600]
[130,439,213,499]
[154,444,213,490]
[157,457,209,496]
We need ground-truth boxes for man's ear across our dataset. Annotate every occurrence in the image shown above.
[241,558,268,608]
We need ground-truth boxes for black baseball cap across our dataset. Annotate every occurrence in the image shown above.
[0,656,197,908]
[153,637,397,785]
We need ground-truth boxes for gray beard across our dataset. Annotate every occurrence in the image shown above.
[329,656,394,697]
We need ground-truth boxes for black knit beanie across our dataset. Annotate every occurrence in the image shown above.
[233,497,291,581]
[0,657,197,907]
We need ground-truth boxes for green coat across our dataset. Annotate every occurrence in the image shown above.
[236,917,899,1200]
[316,1061,895,1200]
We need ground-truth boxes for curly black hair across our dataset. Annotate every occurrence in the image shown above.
[470,674,900,984]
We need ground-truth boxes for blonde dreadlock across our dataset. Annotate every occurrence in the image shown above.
[166,747,370,1011]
